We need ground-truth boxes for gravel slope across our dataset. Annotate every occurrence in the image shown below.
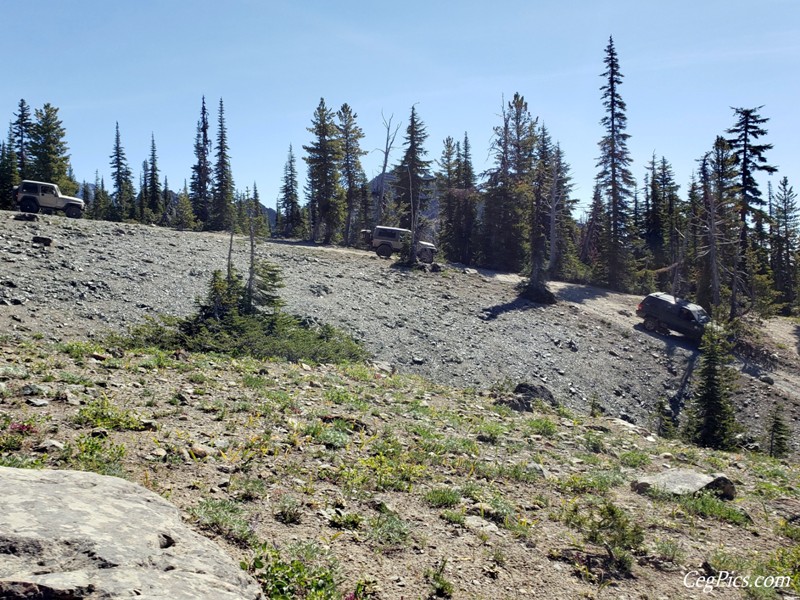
[1,210,797,440]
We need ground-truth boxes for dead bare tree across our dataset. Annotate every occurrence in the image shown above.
[375,111,400,224]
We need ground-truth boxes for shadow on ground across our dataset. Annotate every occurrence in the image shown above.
[554,282,614,304]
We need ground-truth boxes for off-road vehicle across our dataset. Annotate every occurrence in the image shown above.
[361,226,437,263]
[15,180,85,218]
[636,292,710,340]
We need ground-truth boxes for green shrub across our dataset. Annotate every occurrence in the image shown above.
[274,494,303,525]
[563,499,644,575]
[60,434,126,477]
[368,512,409,551]
[243,542,341,599]
[73,396,143,431]
[525,417,557,438]
[619,450,651,468]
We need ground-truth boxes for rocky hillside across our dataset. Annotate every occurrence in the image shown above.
[1,211,798,445]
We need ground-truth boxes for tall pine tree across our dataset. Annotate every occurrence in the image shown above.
[337,103,367,246]
[190,96,213,226]
[303,98,343,244]
[595,36,635,290]
[726,107,777,317]
[210,98,234,231]
[393,105,432,238]
[12,99,32,180]
[109,122,136,222]
[278,145,302,237]
[146,133,162,222]
[28,103,76,194]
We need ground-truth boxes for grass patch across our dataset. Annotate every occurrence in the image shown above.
[191,498,254,546]
[679,492,751,526]
[525,417,558,438]
[73,396,143,431]
[423,487,461,508]
[619,450,651,468]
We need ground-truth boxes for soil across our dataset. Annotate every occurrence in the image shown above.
[1,211,799,600]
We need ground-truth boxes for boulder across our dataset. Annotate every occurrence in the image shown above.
[496,382,558,412]
[0,467,263,600]
[631,468,736,500]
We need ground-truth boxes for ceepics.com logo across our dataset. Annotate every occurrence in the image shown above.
[684,570,795,594]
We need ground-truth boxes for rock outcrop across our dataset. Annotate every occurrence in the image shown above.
[631,468,736,500]
[0,466,262,600]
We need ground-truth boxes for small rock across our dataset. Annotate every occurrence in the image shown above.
[34,439,64,453]
[190,444,216,459]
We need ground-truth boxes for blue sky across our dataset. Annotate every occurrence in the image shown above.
[2,0,798,216]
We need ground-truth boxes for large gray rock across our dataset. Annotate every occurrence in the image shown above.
[0,467,263,600]
[631,468,736,500]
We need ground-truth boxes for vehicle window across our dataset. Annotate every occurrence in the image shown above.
[22,182,37,193]
[42,186,55,196]
[376,228,396,239]
[679,307,694,321]
[694,309,711,323]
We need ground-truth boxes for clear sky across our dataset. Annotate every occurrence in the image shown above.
[2,0,797,216]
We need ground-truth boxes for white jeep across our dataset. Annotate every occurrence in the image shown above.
[361,226,437,264]
[16,180,85,218]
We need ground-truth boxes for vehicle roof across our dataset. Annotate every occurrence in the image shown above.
[646,292,706,312]
[20,180,59,186]
[374,226,411,233]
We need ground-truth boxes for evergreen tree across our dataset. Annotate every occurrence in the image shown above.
[684,323,739,450]
[643,154,666,266]
[0,129,20,210]
[172,183,197,231]
[482,94,534,272]
[765,405,791,459]
[726,107,777,317]
[146,133,162,221]
[109,122,136,221]
[90,173,111,221]
[12,99,32,180]
[190,96,213,226]
[137,161,148,222]
[78,180,92,215]
[595,36,635,290]
[337,103,367,246]
[393,105,432,243]
[303,98,343,244]
[251,182,269,237]
[278,145,302,237]
[210,98,234,231]
[28,103,76,194]
[545,141,578,281]
[772,177,798,311]
[581,183,609,283]
[524,123,556,303]
[437,135,459,261]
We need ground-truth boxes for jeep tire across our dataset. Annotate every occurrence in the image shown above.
[65,204,82,219]
[20,198,39,214]
[376,244,392,259]
[644,316,658,332]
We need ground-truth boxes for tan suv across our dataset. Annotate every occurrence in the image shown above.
[362,226,437,263]
[16,180,85,218]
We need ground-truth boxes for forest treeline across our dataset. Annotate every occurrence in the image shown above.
[0,37,796,317]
